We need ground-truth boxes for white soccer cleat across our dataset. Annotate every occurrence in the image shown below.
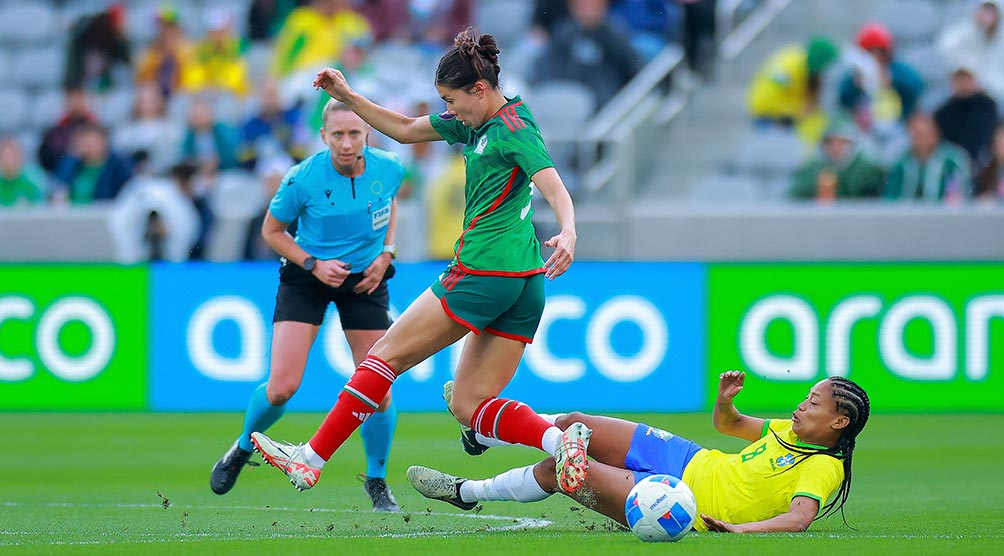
[555,422,591,493]
[406,465,477,511]
[250,432,321,491]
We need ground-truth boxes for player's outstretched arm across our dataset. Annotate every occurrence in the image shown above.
[701,496,818,533]
[713,371,764,442]
[314,68,441,144]
[532,167,576,280]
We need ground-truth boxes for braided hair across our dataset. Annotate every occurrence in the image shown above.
[435,27,501,90]
[771,376,870,525]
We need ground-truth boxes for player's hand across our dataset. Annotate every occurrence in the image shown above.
[313,259,352,288]
[717,370,745,404]
[701,513,742,533]
[354,253,391,295]
[313,67,353,102]
[543,228,575,280]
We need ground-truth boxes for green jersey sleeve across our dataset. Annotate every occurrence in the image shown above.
[429,112,472,145]
[503,127,554,178]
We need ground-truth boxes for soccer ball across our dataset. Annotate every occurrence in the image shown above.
[624,474,698,542]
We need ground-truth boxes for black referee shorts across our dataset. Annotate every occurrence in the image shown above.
[273,259,395,330]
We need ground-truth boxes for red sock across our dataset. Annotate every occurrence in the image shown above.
[470,397,552,450]
[308,356,396,460]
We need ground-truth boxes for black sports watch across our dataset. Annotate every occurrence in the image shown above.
[302,256,317,272]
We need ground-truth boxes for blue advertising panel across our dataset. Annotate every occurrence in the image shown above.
[150,262,705,412]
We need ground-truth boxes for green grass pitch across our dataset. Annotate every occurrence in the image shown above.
[1,412,1001,555]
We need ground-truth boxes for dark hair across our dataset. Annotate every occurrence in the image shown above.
[435,27,501,90]
[772,376,870,526]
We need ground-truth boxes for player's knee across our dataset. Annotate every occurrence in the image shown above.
[453,400,475,428]
[266,382,297,405]
[556,411,589,430]
[376,391,393,412]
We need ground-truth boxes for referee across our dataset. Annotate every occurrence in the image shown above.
[211,99,404,512]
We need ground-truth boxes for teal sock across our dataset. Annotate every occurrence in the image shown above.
[237,383,287,452]
[360,401,397,479]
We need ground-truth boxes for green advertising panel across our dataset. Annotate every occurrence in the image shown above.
[709,263,1004,412]
[0,265,148,410]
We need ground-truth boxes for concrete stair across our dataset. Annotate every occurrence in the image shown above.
[636,0,878,200]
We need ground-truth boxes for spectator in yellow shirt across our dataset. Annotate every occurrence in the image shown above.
[185,10,251,97]
[748,37,839,133]
[135,8,196,99]
[271,0,372,77]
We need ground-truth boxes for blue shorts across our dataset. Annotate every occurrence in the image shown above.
[624,423,704,484]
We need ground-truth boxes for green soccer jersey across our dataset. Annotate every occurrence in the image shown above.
[429,96,554,275]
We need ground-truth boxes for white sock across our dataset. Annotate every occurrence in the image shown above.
[459,464,551,503]
[302,443,326,468]
[473,413,563,448]
[540,426,563,457]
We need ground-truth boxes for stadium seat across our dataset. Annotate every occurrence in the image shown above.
[0,89,29,133]
[917,85,951,114]
[522,81,596,187]
[730,130,806,180]
[369,43,434,91]
[94,87,136,129]
[872,0,941,47]
[212,93,253,126]
[11,46,65,89]
[689,174,763,203]
[0,3,60,45]
[524,81,597,138]
[16,131,41,165]
[61,0,113,25]
[475,0,533,50]
[30,90,65,131]
[899,45,950,89]
[125,0,200,46]
[244,42,273,85]
[167,93,194,123]
[205,0,251,37]
[0,48,11,84]
[210,170,266,220]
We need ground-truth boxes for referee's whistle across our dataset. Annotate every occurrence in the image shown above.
[342,263,352,271]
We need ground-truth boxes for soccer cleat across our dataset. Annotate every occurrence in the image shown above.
[406,465,477,511]
[364,477,401,512]
[210,441,258,495]
[442,380,490,456]
[249,432,321,491]
[555,422,592,494]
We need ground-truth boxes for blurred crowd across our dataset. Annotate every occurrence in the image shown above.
[747,1,1004,204]
[0,0,715,261]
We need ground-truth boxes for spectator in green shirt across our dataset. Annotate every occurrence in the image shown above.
[884,112,972,202]
[53,123,134,205]
[0,139,46,208]
[789,118,886,201]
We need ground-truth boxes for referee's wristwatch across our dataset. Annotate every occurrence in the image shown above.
[382,244,397,260]
[302,256,317,272]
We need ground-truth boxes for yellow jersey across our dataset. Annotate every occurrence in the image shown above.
[747,45,809,121]
[271,7,371,76]
[682,419,843,532]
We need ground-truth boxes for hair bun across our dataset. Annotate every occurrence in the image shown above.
[476,34,500,61]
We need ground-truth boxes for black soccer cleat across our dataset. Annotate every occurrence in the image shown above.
[443,381,490,456]
[364,477,401,512]
[210,442,257,495]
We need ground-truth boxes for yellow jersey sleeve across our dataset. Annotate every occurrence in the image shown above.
[792,454,843,510]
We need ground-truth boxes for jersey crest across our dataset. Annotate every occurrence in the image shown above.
[474,135,488,154]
